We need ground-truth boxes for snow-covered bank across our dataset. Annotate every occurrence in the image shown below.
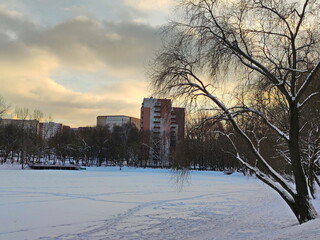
[0,166,319,240]
[0,163,23,170]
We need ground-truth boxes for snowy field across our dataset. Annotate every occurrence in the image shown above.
[0,166,319,240]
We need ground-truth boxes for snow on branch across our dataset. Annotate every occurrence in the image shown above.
[219,131,296,203]
[246,108,290,142]
[297,92,319,110]
[278,67,309,73]
[195,89,296,197]
[296,61,320,102]
[214,106,290,142]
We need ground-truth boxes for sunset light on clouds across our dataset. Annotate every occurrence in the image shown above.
[0,0,174,127]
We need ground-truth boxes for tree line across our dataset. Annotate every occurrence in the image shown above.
[0,113,243,171]
[0,98,142,168]
[0,97,245,171]
[0,121,141,169]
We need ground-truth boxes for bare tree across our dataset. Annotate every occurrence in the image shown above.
[13,107,41,168]
[151,0,320,223]
[31,109,44,122]
[0,96,9,119]
[14,107,29,120]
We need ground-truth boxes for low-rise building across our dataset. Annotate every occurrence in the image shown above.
[97,115,140,130]
[0,119,39,133]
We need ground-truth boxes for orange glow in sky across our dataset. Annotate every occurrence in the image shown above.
[0,0,174,127]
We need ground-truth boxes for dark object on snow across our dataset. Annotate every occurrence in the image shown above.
[28,164,80,170]
[223,170,235,175]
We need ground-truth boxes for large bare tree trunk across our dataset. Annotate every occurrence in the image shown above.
[289,104,316,223]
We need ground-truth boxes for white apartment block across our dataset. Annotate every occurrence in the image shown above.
[39,122,62,139]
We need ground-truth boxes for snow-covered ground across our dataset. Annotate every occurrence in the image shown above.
[0,165,319,240]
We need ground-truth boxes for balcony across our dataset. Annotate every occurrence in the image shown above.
[153,128,161,133]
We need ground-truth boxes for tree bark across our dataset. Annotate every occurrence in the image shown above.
[288,102,317,223]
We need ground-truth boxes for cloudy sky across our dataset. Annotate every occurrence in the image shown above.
[0,0,174,127]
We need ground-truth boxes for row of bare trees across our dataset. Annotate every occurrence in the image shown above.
[0,121,41,168]
[0,95,242,171]
[0,123,140,168]
[172,117,239,171]
[0,97,142,168]
[48,124,140,167]
[0,99,42,168]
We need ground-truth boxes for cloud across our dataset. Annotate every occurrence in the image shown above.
[0,5,161,127]
[125,0,173,11]
[0,0,147,26]
[0,49,143,127]
[0,9,161,70]
[123,0,174,26]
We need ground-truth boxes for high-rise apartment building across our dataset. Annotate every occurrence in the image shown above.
[97,115,140,130]
[170,107,185,149]
[140,98,185,167]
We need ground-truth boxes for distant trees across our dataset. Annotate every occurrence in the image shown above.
[150,0,320,223]
[44,123,140,168]
[0,96,9,118]
[172,115,238,171]
[0,122,41,168]
[0,95,142,167]
[48,128,78,165]
[110,124,140,169]
[0,124,20,164]
[0,121,141,168]
[93,126,112,166]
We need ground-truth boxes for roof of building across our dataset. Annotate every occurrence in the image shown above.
[97,115,139,120]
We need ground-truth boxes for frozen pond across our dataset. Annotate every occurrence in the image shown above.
[0,166,318,240]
